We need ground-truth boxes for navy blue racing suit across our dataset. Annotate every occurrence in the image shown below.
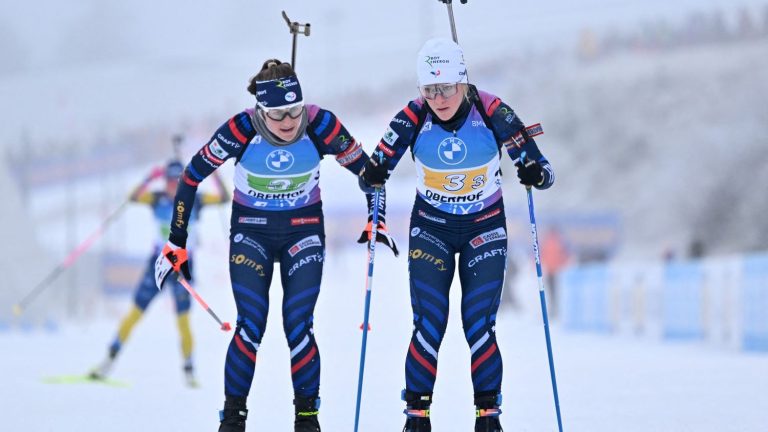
[369,87,554,396]
[168,105,376,400]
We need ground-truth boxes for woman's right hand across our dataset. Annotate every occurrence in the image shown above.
[359,158,388,187]
[154,238,190,289]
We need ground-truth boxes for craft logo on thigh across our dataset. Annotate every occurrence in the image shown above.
[287,252,325,276]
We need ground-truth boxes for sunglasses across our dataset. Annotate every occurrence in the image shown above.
[419,83,460,100]
[262,104,304,121]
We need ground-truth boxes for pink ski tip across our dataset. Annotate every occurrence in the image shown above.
[359,323,372,331]
[221,322,232,332]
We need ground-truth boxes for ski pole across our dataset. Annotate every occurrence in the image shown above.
[353,187,382,432]
[176,275,232,332]
[281,10,311,69]
[438,0,468,43]
[12,199,130,316]
[521,153,564,432]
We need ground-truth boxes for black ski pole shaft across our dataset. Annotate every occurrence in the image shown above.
[13,199,130,316]
[447,1,459,42]
[438,0,467,43]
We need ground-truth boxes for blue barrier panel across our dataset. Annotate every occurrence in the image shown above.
[662,262,704,340]
[742,254,768,352]
[562,265,611,332]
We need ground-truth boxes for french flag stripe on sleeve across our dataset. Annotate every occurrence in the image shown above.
[403,106,418,124]
[487,98,501,116]
[323,118,342,145]
[228,118,248,144]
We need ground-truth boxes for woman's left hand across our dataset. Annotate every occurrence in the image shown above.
[357,222,400,257]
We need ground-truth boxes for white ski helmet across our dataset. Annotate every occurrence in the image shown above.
[416,37,468,86]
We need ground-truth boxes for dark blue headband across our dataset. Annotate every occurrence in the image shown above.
[255,75,303,109]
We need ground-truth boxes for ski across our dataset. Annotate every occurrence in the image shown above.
[43,374,130,388]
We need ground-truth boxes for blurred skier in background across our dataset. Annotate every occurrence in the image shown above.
[153,59,397,432]
[360,38,555,432]
[89,157,228,387]
[540,227,571,319]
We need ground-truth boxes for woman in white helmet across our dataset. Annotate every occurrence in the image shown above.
[360,38,555,432]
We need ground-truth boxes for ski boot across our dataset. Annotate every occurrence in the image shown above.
[88,345,119,380]
[218,396,248,432]
[402,390,432,432]
[474,392,503,432]
[183,360,199,388]
[294,396,321,431]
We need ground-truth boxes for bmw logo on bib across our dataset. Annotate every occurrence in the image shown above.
[266,149,294,172]
[437,137,467,166]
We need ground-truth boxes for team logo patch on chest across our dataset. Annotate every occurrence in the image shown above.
[266,149,295,172]
[437,137,467,165]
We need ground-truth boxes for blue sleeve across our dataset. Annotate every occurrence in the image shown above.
[488,99,555,190]
[369,100,425,179]
[169,112,253,244]
[308,107,391,218]
[308,108,370,177]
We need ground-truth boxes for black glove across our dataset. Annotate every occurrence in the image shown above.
[515,159,544,186]
[359,158,388,187]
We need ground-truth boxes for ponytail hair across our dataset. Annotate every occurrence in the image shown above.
[247,59,296,95]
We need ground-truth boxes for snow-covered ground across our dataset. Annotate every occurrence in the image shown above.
[2,238,767,432]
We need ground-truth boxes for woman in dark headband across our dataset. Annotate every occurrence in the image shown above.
[154,59,398,432]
